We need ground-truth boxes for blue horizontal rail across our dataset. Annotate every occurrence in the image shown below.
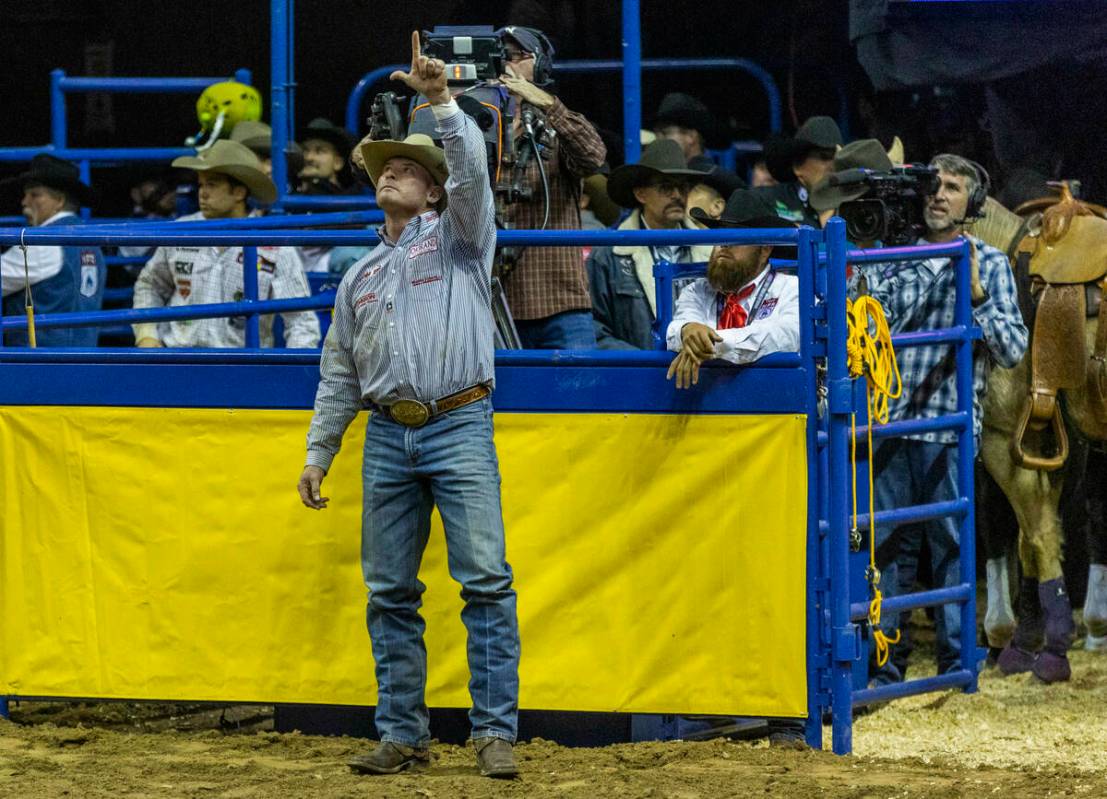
[105,256,148,266]
[0,294,335,332]
[855,497,970,531]
[849,584,973,623]
[0,147,197,163]
[56,74,252,93]
[0,227,804,248]
[280,195,379,211]
[892,326,982,347]
[852,669,974,708]
[854,413,971,441]
[847,242,964,264]
[77,210,384,231]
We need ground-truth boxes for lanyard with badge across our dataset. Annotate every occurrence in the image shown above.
[716,268,776,323]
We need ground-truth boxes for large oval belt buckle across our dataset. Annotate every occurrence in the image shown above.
[390,399,430,427]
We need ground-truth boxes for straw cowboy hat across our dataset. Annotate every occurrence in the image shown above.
[606,138,709,209]
[172,140,277,204]
[0,154,98,207]
[358,133,449,190]
[763,116,843,183]
[808,139,897,212]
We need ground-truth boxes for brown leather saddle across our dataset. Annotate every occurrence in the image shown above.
[997,185,1107,470]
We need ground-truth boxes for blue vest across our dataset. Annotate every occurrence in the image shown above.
[2,214,106,347]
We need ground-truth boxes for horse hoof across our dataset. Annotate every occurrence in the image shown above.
[984,619,1016,649]
[997,644,1037,676]
[1086,633,1107,652]
[1032,651,1071,683]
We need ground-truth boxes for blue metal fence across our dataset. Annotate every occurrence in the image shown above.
[0,220,981,755]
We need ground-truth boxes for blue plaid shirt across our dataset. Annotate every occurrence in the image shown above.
[850,236,1028,445]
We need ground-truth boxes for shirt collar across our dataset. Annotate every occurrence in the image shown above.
[714,264,771,300]
[39,210,77,226]
[376,210,440,246]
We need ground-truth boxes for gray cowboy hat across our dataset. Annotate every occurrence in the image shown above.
[690,190,797,257]
[172,140,278,204]
[606,139,710,209]
[763,116,843,183]
[809,139,896,212]
[0,154,98,207]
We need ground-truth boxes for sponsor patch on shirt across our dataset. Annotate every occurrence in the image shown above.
[81,250,97,267]
[355,291,379,308]
[411,275,442,287]
[408,237,439,259]
[258,247,278,273]
[174,260,193,275]
[80,263,98,298]
[754,298,778,320]
[177,278,192,299]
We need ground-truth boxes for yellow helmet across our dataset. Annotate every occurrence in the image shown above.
[195,81,262,135]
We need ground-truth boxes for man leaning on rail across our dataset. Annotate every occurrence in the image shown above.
[131,140,320,349]
[297,32,521,779]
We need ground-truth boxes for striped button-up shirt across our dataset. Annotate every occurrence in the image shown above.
[305,105,496,472]
[851,235,1028,444]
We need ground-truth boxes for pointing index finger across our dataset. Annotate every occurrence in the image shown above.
[411,30,421,67]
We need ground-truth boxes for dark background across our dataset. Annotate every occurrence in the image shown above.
[4,0,1106,211]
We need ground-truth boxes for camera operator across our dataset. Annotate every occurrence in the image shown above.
[495,25,607,349]
[822,152,1027,687]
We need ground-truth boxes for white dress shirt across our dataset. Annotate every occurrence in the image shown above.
[665,266,800,364]
[0,211,77,297]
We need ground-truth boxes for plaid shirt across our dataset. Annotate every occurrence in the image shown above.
[133,215,320,348]
[498,97,606,320]
[851,236,1028,444]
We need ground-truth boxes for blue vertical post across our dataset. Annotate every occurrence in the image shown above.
[955,237,980,691]
[0,698,8,719]
[825,217,856,755]
[50,69,67,149]
[286,0,296,131]
[621,0,642,164]
[800,227,823,750]
[234,68,253,86]
[242,245,260,348]
[270,0,291,209]
[78,160,92,220]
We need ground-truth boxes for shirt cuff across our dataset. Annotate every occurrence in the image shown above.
[304,449,334,473]
[132,322,159,343]
[430,98,460,121]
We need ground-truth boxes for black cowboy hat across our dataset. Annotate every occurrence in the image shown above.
[690,190,797,257]
[607,139,710,209]
[763,116,843,184]
[0,154,97,207]
[650,92,726,148]
[299,117,355,159]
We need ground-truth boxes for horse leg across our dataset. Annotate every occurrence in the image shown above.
[981,431,1071,677]
[978,463,1019,650]
[1083,454,1107,648]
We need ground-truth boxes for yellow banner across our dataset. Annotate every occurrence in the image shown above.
[0,406,807,717]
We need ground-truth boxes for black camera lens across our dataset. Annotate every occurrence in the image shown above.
[840,199,886,242]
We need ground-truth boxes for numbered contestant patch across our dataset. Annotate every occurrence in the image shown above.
[754,298,778,320]
[80,251,99,297]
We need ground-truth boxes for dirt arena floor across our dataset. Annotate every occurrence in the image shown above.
[2,618,1105,799]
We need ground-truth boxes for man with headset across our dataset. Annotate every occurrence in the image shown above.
[847,153,1027,686]
[494,25,607,348]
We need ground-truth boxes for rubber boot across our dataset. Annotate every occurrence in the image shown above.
[1032,578,1075,683]
[984,555,1016,648]
[1083,564,1107,651]
[997,577,1044,675]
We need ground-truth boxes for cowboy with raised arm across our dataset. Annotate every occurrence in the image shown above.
[298,31,520,779]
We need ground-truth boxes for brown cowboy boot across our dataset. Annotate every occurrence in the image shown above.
[347,741,430,775]
[473,737,518,778]
[1032,577,1075,683]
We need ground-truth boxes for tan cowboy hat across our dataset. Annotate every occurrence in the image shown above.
[172,140,277,204]
[358,133,449,191]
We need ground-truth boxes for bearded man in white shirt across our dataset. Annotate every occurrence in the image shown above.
[666,192,800,388]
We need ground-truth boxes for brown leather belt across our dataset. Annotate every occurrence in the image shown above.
[377,384,491,428]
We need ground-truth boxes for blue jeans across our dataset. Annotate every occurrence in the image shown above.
[360,397,520,747]
[871,440,963,682]
[515,310,597,349]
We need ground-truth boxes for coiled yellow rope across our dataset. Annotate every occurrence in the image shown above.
[846,295,903,667]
